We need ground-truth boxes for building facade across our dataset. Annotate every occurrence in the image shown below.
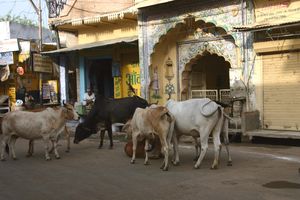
[138,0,254,106]
[235,0,300,134]
[47,0,142,103]
[139,0,300,138]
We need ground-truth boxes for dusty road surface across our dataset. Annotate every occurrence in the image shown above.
[0,137,299,200]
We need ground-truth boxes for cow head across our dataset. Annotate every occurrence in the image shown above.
[74,123,93,144]
[63,101,79,121]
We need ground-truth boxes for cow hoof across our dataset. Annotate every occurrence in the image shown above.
[26,154,33,157]
[46,157,51,161]
[210,166,218,170]
[162,167,169,171]
[65,150,70,153]
[144,161,150,165]
[12,157,18,160]
[227,161,233,166]
[194,165,200,169]
[130,160,135,164]
[55,156,61,159]
[172,161,179,166]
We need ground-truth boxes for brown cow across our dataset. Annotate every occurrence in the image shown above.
[122,105,174,171]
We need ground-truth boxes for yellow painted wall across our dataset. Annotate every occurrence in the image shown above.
[77,21,137,44]
[149,27,190,104]
[121,52,140,97]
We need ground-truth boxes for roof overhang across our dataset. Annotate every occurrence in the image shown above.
[135,0,175,9]
[233,20,300,32]
[42,36,138,55]
[50,5,138,27]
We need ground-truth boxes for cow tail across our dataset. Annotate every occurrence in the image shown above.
[223,113,238,140]
[167,113,175,149]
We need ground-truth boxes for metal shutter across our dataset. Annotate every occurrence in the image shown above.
[263,51,300,131]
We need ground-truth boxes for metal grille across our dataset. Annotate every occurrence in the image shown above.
[191,89,231,103]
[219,89,231,103]
[191,90,218,101]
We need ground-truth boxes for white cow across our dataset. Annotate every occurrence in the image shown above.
[166,98,225,169]
[192,113,233,166]
[0,103,79,161]
[123,105,175,171]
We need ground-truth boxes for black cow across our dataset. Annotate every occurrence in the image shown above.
[74,95,149,148]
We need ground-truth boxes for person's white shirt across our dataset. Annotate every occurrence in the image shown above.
[83,92,95,106]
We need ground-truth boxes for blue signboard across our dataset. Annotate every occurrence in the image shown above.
[0,52,13,65]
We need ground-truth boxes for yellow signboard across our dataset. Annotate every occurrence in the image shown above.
[114,77,122,99]
[121,63,141,97]
[8,87,16,103]
[254,0,300,24]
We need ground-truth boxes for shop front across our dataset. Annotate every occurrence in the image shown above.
[44,36,140,111]
[235,0,300,132]
[0,39,58,111]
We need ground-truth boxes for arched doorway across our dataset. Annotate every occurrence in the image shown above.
[181,51,230,102]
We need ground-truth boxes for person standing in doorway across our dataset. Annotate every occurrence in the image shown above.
[83,88,95,109]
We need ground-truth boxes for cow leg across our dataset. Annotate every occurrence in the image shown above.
[159,135,169,171]
[98,130,105,149]
[193,136,200,161]
[107,123,113,149]
[42,136,51,161]
[222,118,232,166]
[27,140,34,157]
[131,133,138,164]
[210,113,224,169]
[9,136,18,160]
[51,139,60,159]
[0,135,9,161]
[172,132,180,166]
[211,134,221,169]
[194,133,209,169]
[48,140,55,153]
[144,139,150,165]
[65,126,70,153]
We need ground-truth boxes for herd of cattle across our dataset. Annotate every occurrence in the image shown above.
[0,95,233,171]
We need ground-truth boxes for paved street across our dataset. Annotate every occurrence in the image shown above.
[0,136,299,200]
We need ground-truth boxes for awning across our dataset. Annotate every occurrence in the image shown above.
[233,20,300,32]
[42,36,138,54]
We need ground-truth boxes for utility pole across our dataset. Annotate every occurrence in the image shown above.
[28,0,42,51]
[28,0,43,105]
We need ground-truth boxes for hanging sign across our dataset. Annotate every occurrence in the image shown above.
[33,53,53,73]
[0,52,14,65]
[0,39,19,52]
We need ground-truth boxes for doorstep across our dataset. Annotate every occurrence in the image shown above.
[245,129,300,140]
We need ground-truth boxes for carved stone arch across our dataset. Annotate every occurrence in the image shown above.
[141,14,240,99]
[180,50,231,99]
[178,38,237,75]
